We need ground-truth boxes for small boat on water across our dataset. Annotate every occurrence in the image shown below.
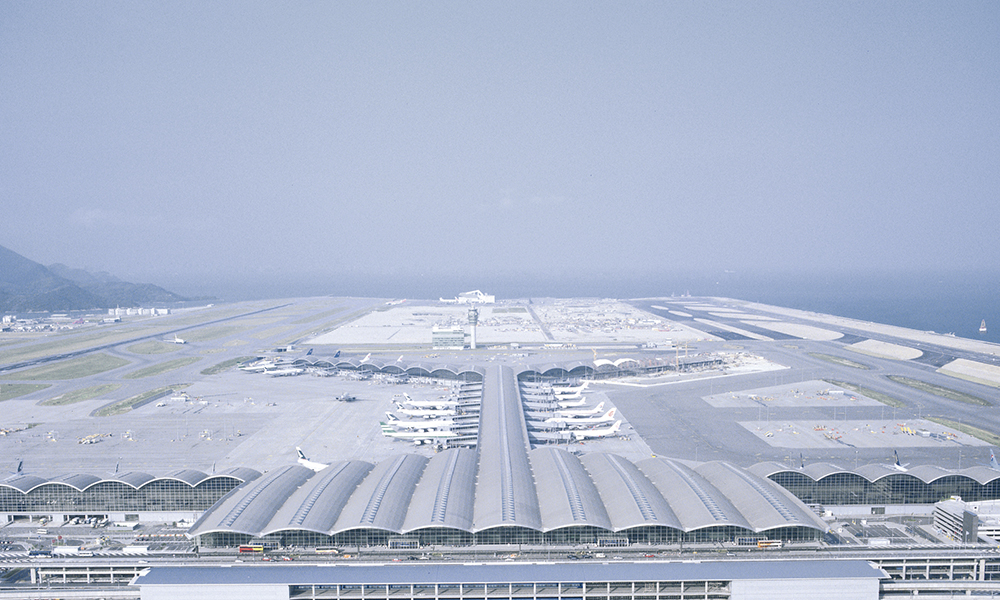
[981,319,988,333]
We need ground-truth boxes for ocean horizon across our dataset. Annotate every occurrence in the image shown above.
[151,268,999,346]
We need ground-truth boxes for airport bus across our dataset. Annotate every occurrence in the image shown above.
[315,547,340,554]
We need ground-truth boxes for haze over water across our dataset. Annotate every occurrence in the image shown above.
[161,268,1000,346]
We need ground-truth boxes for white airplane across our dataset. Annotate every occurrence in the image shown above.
[891,450,910,472]
[394,402,457,418]
[268,367,304,377]
[380,423,457,445]
[572,420,622,441]
[384,412,455,429]
[545,408,617,426]
[239,360,276,373]
[557,397,589,408]
[555,402,605,417]
[166,335,186,344]
[399,393,459,409]
[296,448,328,472]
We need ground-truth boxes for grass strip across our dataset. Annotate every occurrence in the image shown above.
[182,325,246,342]
[808,353,870,370]
[926,417,1000,446]
[127,340,183,355]
[121,357,202,379]
[201,356,257,375]
[92,385,189,417]
[291,306,346,324]
[40,384,122,406]
[822,379,906,408]
[0,383,50,402]
[2,353,130,380]
[887,375,990,407]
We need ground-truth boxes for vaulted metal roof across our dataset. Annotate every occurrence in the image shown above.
[261,460,374,536]
[402,448,478,533]
[529,447,612,532]
[333,454,428,534]
[636,458,752,531]
[695,462,827,533]
[473,365,541,532]
[579,452,681,531]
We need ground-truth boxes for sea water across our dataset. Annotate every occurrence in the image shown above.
[165,269,999,345]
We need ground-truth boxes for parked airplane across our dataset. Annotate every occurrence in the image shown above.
[384,412,455,429]
[394,402,457,418]
[296,448,328,472]
[544,408,617,426]
[268,367,304,377]
[553,388,585,400]
[572,420,622,440]
[399,393,458,409]
[239,360,276,373]
[3,460,24,482]
[557,397,589,408]
[380,423,457,445]
[891,450,910,472]
[555,402,605,418]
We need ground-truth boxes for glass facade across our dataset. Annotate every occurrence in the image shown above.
[195,524,821,548]
[0,476,245,514]
[768,471,1000,505]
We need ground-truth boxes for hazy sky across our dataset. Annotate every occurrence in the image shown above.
[2,2,998,292]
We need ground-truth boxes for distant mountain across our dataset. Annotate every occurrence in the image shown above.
[0,245,187,312]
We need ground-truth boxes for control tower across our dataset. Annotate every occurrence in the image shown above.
[468,306,479,350]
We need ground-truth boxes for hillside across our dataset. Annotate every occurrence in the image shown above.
[0,245,187,311]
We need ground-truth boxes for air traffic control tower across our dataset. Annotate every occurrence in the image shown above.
[468,306,479,350]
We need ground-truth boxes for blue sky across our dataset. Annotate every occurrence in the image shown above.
[2,2,997,292]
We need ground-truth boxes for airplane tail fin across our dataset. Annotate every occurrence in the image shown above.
[800,453,804,469]
[333,350,340,358]
[611,420,622,432]
[593,401,605,413]
[603,408,616,420]
[296,447,307,461]
[385,412,397,421]
[306,348,313,355]
[991,449,999,470]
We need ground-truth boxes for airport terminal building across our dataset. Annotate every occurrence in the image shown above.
[186,366,828,549]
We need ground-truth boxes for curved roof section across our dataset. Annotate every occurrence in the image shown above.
[473,366,541,532]
[0,467,261,495]
[529,447,612,532]
[47,473,102,489]
[333,454,428,534]
[694,462,827,533]
[579,452,681,531]
[189,465,315,537]
[402,448,478,533]
[752,461,1000,487]
[262,460,374,536]
[1,474,49,494]
[636,458,751,532]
